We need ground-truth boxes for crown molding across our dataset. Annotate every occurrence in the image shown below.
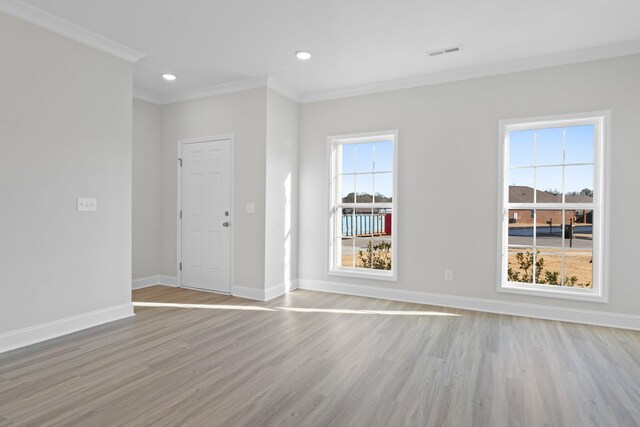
[299,40,640,103]
[136,39,639,106]
[161,76,269,105]
[266,76,301,103]
[135,75,300,106]
[0,0,145,63]
[133,88,163,105]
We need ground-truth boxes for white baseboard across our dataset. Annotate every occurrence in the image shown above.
[132,275,177,290]
[134,277,297,302]
[159,275,177,286]
[0,303,134,354]
[132,276,159,290]
[232,285,265,301]
[232,281,299,302]
[297,279,640,331]
[265,281,299,301]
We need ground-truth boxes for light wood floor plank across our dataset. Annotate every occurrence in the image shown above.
[0,286,639,426]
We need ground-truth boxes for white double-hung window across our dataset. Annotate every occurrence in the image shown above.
[328,131,397,280]
[498,112,609,301]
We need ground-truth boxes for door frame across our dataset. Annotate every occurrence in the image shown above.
[176,134,235,294]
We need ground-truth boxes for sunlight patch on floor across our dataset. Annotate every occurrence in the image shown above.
[133,302,276,311]
[134,302,460,316]
[276,307,460,316]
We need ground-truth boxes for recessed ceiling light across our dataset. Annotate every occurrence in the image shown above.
[295,50,311,61]
[162,73,177,81]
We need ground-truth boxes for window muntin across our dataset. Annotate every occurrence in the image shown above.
[329,132,396,279]
[500,114,607,301]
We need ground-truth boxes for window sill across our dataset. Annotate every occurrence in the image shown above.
[499,282,607,303]
[328,268,397,282]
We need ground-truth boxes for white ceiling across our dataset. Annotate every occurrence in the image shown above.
[14,0,640,102]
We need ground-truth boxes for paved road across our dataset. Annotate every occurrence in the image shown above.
[509,232,592,249]
[509,225,591,236]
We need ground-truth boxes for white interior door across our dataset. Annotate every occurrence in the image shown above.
[181,139,231,293]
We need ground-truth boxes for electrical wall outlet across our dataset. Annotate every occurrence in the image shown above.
[245,202,255,214]
[444,269,453,281]
[77,197,97,212]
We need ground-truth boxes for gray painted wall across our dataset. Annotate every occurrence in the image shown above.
[299,54,640,316]
[159,89,268,290]
[265,89,300,291]
[0,11,133,334]
[133,99,162,279]
[137,88,300,295]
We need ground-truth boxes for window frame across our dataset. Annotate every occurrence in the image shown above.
[327,130,398,281]
[497,111,610,302]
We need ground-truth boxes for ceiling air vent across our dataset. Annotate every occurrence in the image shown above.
[426,45,463,57]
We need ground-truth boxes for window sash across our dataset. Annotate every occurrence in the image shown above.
[329,132,397,280]
[498,112,607,302]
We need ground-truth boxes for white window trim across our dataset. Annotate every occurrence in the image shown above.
[327,130,398,281]
[496,111,610,303]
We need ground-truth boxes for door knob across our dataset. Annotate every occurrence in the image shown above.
[223,222,230,227]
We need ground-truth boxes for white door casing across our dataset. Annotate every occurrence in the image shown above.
[180,139,231,293]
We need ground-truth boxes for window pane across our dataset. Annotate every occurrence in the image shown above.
[536,251,563,286]
[341,144,355,174]
[374,141,393,172]
[564,165,594,201]
[371,211,385,236]
[355,237,372,268]
[535,167,563,202]
[355,174,373,203]
[563,249,593,288]
[354,208,374,237]
[507,247,536,284]
[573,208,593,226]
[509,130,534,167]
[536,127,563,166]
[340,238,355,268]
[564,210,593,287]
[374,173,393,202]
[508,210,533,246]
[376,208,393,237]
[371,238,392,271]
[356,143,374,173]
[565,125,594,165]
[565,212,593,250]
[535,209,564,248]
[340,208,354,237]
[508,168,534,202]
[340,174,355,203]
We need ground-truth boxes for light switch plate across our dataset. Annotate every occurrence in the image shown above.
[246,203,255,214]
[77,198,97,212]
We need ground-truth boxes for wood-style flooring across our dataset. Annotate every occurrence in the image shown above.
[1,286,639,426]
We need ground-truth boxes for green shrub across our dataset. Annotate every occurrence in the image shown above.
[542,270,560,286]
[358,241,392,270]
[507,250,544,283]
[508,250,590,287]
